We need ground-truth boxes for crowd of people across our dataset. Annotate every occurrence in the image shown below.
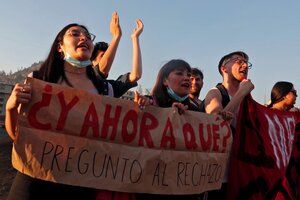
[4,11,299,200]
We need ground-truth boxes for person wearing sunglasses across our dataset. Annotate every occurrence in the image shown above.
[267,82,299,199]
[267,81,298,111]
[91,12,143,98]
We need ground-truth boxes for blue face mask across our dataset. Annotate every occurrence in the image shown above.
[166,87,189,102]
[64,53,92,68]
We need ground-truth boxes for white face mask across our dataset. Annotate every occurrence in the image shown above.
[64,53,92,68]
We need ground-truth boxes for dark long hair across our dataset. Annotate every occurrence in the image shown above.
[151,59,191,107]
[37,23,96,86]
[267,81,294,108]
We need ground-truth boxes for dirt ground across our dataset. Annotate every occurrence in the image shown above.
[0,140,16,200]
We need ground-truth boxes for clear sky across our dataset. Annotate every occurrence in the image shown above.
[1,0,300,106]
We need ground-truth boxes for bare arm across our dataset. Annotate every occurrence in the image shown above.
[129,19,143,82]
[5,83,31,141]
[205,80,254,121]
[205,88,224,114]
[97,11,122,77]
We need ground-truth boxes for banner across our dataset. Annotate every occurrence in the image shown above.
[227,96,300,200]
[277,123,300,200]
[13,78,232,194]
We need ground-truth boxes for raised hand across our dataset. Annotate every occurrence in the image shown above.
[238,79,255,97]
[110,11,122,39]
[129,19,143,83]
[131,19,143,39]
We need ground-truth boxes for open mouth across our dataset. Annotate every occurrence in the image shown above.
[77,43,89,50]
[240,70,247,76]
[181,82,190,88]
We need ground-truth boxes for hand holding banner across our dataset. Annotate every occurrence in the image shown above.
[13,77,232,194]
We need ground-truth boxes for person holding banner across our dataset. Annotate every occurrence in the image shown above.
[5,23,102,200]
[145,59,200,112]
[203,51,254,119]
[201,51,254,199]
[135,59,200,200]
[267,81,300,199]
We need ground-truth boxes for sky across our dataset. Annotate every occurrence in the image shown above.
[0,0,300,106]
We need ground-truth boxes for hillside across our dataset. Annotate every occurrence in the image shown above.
[0,61,42,84]
[0,61,151,95]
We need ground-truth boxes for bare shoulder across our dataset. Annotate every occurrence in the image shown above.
[204,88,223,114]
[205,88,222,102]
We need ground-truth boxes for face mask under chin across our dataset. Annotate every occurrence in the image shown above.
[166,87,189,102]
[64,53,92,68]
